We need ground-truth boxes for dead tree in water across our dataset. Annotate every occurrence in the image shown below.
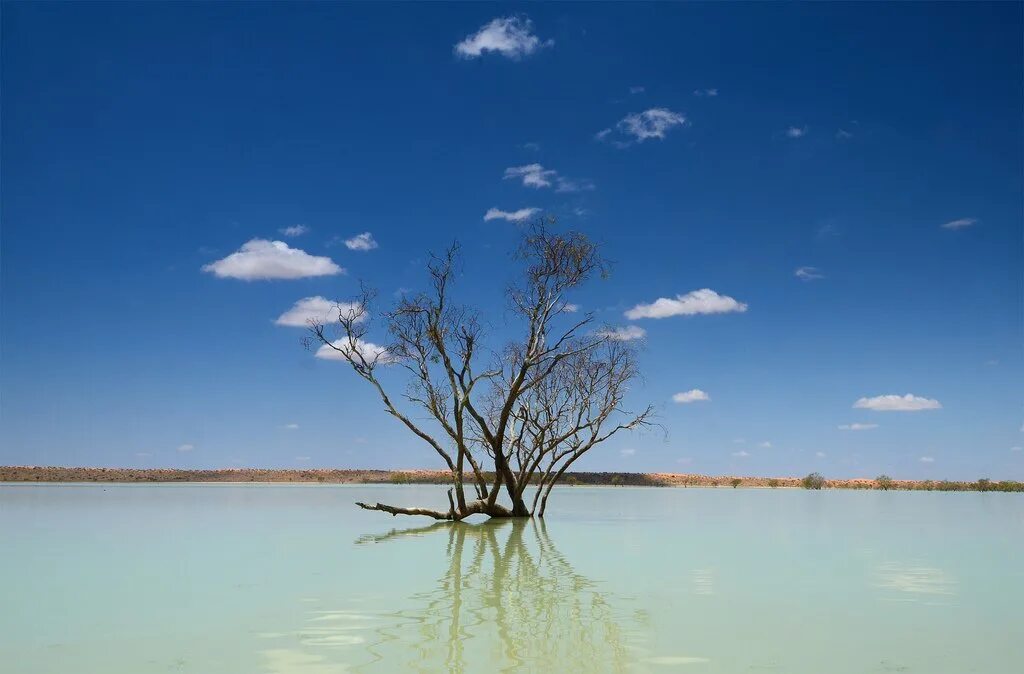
[309,222,653,519]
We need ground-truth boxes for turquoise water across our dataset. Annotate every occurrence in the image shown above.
[2,484,1022,673]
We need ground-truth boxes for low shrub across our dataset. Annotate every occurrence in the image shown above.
[802,472,825,490]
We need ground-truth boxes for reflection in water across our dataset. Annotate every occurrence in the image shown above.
[875,562,957,599]
[260,519,675,673]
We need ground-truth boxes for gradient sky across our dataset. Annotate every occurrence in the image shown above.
[2,2,1022,480]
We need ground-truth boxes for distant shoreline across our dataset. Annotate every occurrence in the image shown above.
[1,467,1021,492]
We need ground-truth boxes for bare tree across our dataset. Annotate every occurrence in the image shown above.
[309,221,653,519]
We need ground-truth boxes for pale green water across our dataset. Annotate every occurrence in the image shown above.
[2,484,1022,673]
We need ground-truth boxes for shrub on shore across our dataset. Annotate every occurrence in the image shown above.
[876,475,893,491]
[730,478,742,488]
[768,479,779,488]
[802,472,825,490]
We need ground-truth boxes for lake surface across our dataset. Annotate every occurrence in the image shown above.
[2,484,1022,673]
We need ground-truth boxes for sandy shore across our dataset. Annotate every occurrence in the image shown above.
[2,466,1020,491]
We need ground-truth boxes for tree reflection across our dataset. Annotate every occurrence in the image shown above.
[352,518,644,673]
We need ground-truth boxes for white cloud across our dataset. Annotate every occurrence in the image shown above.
[1010,446,1022,452]
[693,88,718,97]
[940,217,978,230]
[919,456,935,463]
[838,423,879,431]
[484,207,540,222]
[733,450,750,458]
[758,441,772,448]
[629,86,645,94]
[625,289,748,320]
[522,141,541,152]
[503,164,593,192]
[786,126,807,138]
[815,451,826,458]
[455,16,551,60]
[283,423,299,430]
[562,303,579,313]
[504,163,555,188]
[614,108,688,143]
[795,266,824,281]
[202,239,343,280]
[279,224,309,237]
[854,394,942,412]
[344,232,378,251]
[620,448,636,457]
[554,176,595,193]
[597,325,646,341]
[836,129,853,140]
[672,389,710,404]
[316,338,393,364]
[275,296,366,328]
[177,444,194,452]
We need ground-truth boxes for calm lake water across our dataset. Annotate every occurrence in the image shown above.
[2,484,1022,673]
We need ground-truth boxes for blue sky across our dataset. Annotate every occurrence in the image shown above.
[2,3,1021,480]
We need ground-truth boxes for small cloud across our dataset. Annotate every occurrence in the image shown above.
[626,289,747,320]
[816,222,840,239]
[504,163,556,188]
[602,108,688,146]
[484,207,540,222]
[202,239,343,280]
[522,141,541,152]
[177,444,194,452]
[785,126,807,138]
[1010,446,1022,452]
[816,451,826,458]
[629,86,645,94]
[562,303,579,313]
[620,448,636,457]
[836,129,853,140]
[344,232,378,251]
[733,438,746,445]
[554,176,595,193]
[597,325,646,341]
[758,441,772,449]
[316,338,393,364]
[693,88,718,97]
[795,266,824,281]
[672,389,710,404]
[282,423,300,430]
[940,217,978,230]
[919,456,935,463]
[503,164,594,192]
[838,423,879,431]
[854,394,942,412]
[732,450,750,458]
[279,224,309,237]
[455,16,551,60]
[275,296,365,327]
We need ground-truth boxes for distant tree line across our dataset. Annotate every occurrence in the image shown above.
[796,472,1024,492]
